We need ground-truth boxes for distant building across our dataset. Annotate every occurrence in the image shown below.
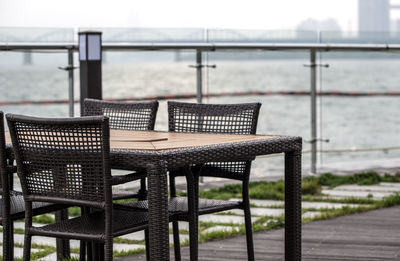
[296,18,342,32]
[296,18,342,41]
[358,0,389,32]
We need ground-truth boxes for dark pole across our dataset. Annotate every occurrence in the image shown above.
[78,31,102,115]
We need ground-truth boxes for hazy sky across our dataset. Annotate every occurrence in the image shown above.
[0,0,378,31]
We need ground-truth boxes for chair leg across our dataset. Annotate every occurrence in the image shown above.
[9,222,14,260]
[56,209,70,259]
[23,203,32,261]
[23,233,32,261]
[145,228,151,261]
[87,241,93,261]
[138,177,147,200]
[79,241,86,261]
[3,221,10,261]
[99,243,105,260]
[243,179,255,261]
[92,242,99,261]
[243,202,255,261]
[172,221,181,261]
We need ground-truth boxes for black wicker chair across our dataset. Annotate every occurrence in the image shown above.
[7,114,148,261]
[0,112,70,260]
[83,98,159,200]
[168,101,261,261]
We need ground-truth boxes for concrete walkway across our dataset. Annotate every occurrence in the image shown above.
[118,205,400,260]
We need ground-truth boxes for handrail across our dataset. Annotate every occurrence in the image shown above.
[2,42,400,51]
[1,91,399,106]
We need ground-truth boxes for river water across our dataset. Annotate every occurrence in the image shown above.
[0,54,399,176]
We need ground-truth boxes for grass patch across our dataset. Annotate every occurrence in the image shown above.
[113,248,146,257]
[317,172,400,188]
[32,214,55,224]
[113,237,145,245]
[301,195,375,204]
[178,171,400,201]
[68,207,81,217]
[11,243,56,261]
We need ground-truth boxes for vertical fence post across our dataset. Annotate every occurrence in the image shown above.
[67,48,74,117]
[310,50,317,174]
[196,49,205,183]
[196,50,203,104]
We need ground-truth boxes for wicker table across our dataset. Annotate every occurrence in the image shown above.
[109,130,302,261]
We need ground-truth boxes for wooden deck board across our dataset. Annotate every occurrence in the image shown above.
[118,206,400,260]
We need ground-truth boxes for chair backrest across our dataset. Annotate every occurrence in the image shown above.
[168,101,262,180]
[0,111,12,200]
[168,101,261,134]
[7,114,111,209]
[0,112,6,192]
[83,98,159,131]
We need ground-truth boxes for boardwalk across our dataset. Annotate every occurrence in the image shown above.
[118,206,400,261]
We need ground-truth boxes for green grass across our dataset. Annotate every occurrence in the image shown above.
[32,214,55,224]
[301,195,375,204]
[178,171,400,201]
[113,248,146,257]
[113,237,145,245]
[316,172,400,188]
[10,242,56,261]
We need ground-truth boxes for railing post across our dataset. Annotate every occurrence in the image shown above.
[310,50,317,174]
[67,48,74,117]
[196,50,203,104]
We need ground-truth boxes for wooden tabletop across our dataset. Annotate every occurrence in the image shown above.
[110,130,275,151]
[6,130,275,151]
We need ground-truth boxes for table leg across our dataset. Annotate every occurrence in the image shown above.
[284,150,302,261]
[147,159,170,261]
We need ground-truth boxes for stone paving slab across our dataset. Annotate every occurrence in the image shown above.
[202,225,240,234]
[39,252,79,261]
[224,208,284,217]
[234,198,363,209]
[333,184,400,192]
[223,208,322,219]
[199,214,260,224]
[0,246,39,259]
[169,233,189,243]
[302,211,321,219]
[119,231,146,241]
[169,221,190,231]
[321,189,392,199]
[114,243,145,252]
[380,182,400,188]
[14,222,46,229]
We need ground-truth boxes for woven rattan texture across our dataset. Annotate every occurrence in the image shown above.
[1,112,71,260]
[7,115,110,205]
[168,101,261,180]
[0,191,52,218]
[83,98,158,131]
[122,197,240,215]
[32,209,148,239]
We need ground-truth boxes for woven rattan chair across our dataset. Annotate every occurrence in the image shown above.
[0,112,69,260]
[7,114,148,261]
[83,98,159,200]
[168,101,261,261]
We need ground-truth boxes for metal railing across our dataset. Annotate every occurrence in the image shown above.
[2,41,400,173]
